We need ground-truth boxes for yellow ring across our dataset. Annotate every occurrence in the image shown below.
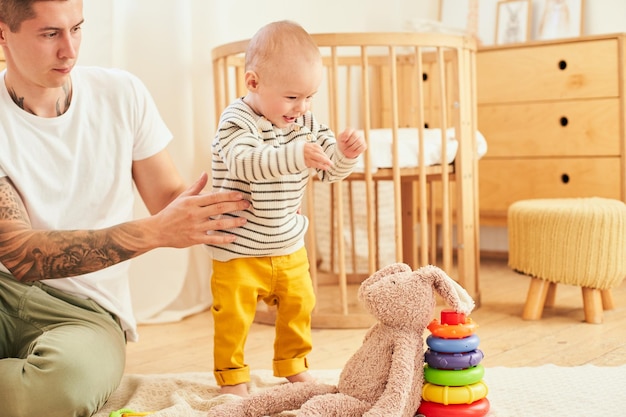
[422,381,488,405]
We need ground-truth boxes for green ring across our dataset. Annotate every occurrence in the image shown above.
[424,364,484,386]
[109,409,136,417]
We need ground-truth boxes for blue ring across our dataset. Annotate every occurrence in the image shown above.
[426,333,480,353]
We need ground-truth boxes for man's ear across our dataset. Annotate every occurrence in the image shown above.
[244,70,259,91]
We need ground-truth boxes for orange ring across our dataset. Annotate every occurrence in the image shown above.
[428,317,478,339]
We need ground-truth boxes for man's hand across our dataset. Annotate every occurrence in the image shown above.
[150,172,250,247]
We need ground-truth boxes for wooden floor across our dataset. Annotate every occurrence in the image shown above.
[125,257,626,374]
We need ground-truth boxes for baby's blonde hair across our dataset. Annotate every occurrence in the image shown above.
[245,20,321,76]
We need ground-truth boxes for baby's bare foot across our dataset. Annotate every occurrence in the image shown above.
[286,371,315,383]
[219,383,249,397]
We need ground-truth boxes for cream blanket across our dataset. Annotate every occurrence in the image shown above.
[94,365,626,417]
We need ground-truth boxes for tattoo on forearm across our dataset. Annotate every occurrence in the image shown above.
[2,227,142,282]
[0,179,142,281]
[26,231,137,281]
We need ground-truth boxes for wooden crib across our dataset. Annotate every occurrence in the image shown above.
[212,32,480,328]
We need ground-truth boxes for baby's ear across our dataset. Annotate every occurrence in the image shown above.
[244,70,260,91]
[426,265,475,315]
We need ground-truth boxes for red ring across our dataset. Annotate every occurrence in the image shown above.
[417,398,490,417]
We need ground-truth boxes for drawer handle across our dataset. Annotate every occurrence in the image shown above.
[558,60,567,70]
[423,72,428,81]
[560,116,569,127]
[561,173,570,184]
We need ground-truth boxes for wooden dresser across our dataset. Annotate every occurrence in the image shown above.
[0,48,5,70]
[476,33,626,226]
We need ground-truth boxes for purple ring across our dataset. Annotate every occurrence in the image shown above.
[425,348,484,370]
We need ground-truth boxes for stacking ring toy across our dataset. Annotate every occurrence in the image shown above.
[428,317,478,339]
[426,334,480,353]
[422,381,488,405]
[425,349,484,370]
[417,397,490,417]
[424,364,485,386]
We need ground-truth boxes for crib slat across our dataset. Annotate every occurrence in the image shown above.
[436,47,452,274]
[415,46,429,267]
[360,46,377,275]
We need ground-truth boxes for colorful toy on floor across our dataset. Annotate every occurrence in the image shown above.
[417,309,490,417]
[109,409,154,417]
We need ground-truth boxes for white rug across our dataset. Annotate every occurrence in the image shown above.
[94,365,626,417]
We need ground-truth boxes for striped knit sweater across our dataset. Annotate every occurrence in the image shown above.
[208,98,358,261]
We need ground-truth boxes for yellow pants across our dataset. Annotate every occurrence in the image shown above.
[211,246,315,386]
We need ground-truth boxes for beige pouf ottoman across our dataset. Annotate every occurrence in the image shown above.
[508,197,626,323]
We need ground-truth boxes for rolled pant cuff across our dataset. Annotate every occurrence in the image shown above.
[214,365,250,386]
[273,357,309,378]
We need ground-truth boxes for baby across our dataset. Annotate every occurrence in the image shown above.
[207,20,367,397]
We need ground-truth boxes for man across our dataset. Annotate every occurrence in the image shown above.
[0,1,249,416]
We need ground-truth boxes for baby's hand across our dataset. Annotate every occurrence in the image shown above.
[304,142,333,171]
[337,128,366,159]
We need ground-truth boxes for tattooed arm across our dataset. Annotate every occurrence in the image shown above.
[0,152,249,282]
[0,182,150,281]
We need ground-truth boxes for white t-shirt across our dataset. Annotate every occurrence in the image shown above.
[0,66,172,342]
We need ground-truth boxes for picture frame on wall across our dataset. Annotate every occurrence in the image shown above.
[535,0,584,40]
[495,0,532,45]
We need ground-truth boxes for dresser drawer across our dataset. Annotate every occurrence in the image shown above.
[477,39,619,103]
[478,98,620,157]
[479,158,621,214]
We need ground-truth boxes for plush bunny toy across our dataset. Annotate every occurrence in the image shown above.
[207,263,475,417]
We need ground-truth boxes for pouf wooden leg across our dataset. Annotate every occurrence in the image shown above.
[522,278,551,320]
[601,290,615,310]
[544,282,557,308]
[582,287,603,324]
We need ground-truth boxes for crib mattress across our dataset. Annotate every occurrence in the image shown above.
[353,127,487,173]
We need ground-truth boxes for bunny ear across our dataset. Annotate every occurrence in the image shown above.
[422,265,475,315]
[445,278,476,315]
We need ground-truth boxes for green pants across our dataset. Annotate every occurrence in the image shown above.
[211,246,315,386]
[0,271,126,417]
